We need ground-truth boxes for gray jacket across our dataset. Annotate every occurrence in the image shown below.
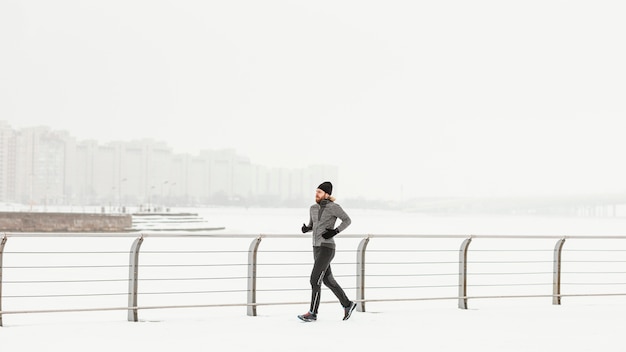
[305,199,351,248]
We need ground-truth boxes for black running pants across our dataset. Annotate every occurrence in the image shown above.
[309,246,351,314]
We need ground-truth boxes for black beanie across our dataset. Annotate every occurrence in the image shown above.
[318,181,333,195]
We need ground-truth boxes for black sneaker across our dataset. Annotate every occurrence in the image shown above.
[343,302,357,321]
[298,311,317,322]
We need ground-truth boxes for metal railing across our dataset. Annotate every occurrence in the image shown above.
[2,232,626,326]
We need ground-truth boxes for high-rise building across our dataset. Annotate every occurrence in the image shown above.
[14,126,74,206]
[0,121,16,202]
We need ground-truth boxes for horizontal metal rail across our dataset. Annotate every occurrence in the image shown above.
[2,232,626,326]
[6,291,626,317]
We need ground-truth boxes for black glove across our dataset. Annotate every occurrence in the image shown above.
[321,228,338,239]
[301,223,311,233]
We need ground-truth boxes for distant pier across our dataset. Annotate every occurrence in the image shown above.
[0,212,132,232]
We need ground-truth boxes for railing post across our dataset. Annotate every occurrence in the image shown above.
[553,238,566,305]
[458,237,472,309]
[247,236,262,316]
[0,234,7,327]
[128,235,144,322]
[356,236,370,312]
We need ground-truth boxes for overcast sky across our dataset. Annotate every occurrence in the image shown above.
[1,1,625,200]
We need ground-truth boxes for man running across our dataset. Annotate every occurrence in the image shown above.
[298,181,356,322]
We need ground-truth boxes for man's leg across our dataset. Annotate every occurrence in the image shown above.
[309,247,333,314]
[322,264,351,308]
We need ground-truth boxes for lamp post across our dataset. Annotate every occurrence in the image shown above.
[110,186,116,213]
[119,178,127,212]
[161,180,168,208]
[168,182,177,207]
[148,185,156,212]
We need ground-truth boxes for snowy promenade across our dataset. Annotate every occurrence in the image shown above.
[1,301,624,352]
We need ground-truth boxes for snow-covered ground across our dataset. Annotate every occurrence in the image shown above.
[1,301,624,351]
[2,207,626,351]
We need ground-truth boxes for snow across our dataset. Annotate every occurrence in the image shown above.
[2,207,626,351]
[1,303,624,351]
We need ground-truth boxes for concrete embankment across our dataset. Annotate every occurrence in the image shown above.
[0,212,132,232]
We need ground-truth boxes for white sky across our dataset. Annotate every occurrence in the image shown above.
[1,1,625,200]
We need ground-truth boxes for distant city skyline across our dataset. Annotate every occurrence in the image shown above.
[0,121,340,208]
[3,120,626,218]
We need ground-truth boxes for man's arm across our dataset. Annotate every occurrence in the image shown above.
[333,204,351,234]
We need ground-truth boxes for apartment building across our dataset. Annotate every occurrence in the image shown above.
[0,121,338,208]
[13,127,74,206]
[0,121,16,202]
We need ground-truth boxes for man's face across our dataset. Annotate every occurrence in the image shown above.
[315,188,326,203]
